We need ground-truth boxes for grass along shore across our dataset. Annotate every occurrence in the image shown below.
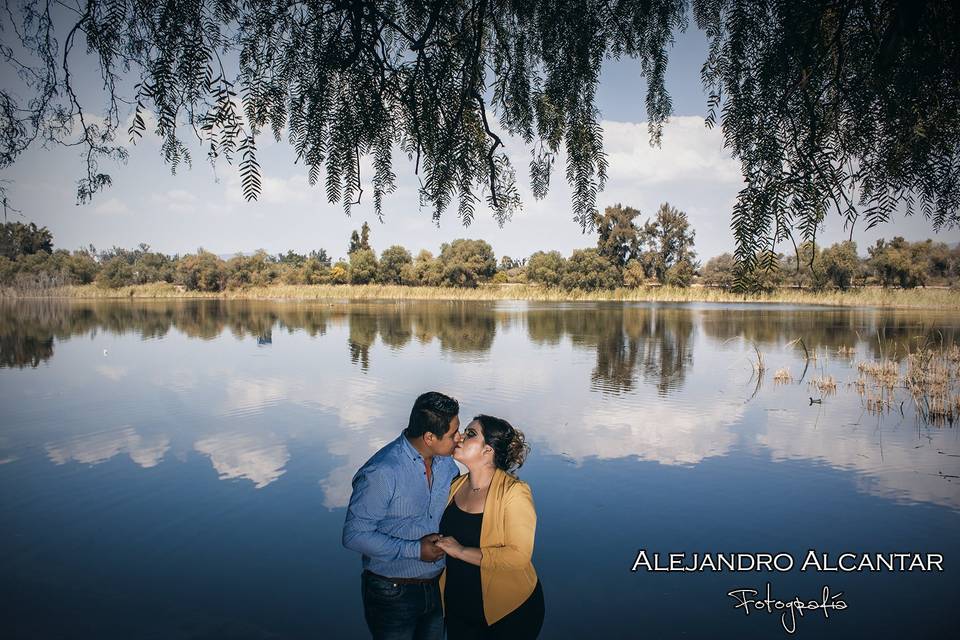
[5,282,959,309]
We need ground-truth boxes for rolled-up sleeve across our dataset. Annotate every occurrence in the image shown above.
[480,483,536,571]
[342,467,420,560]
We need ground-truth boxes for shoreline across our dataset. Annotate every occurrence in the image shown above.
[4,283,960,309]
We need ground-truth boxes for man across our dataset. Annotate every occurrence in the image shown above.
[343,391,462,640]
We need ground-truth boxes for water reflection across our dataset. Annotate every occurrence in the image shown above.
[0,332,54,368]
[46,427,170,468]
[1,299,958,512]
[194,432,290,488]
[566,401,743,465]
[700,307,959,360]
[2,298,959,638]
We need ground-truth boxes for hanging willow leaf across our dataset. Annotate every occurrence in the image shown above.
[0,0,954,269]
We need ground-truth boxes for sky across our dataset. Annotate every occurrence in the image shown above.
[1,20,956,263]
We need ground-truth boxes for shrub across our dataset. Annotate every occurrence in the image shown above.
[378,245,412,284]
[526,251,566,287]
[561,249,622,290]
[622,260,647,288]
[96,256,136,288]
[349,249,378,284]
[330,260,350,284]
[177,252,226,291]
[439,239,496,287]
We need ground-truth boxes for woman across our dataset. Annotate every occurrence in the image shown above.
[435,415,544,639]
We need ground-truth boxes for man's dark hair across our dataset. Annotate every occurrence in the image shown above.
[405,392,459,440]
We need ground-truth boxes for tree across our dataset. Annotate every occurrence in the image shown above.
[526,251,566,287]
[308,249,332,268]
[700,253,737,289]
[867,237,927,288]
[379,245,413,284]
[820,241,860,290]
[95,256,135,288]
[595,204,642,268]
[360,222,372,251]
[276,250,307,266]
[176,252,226,292]
[349,249,379,284]
[226,250,280,288]
[919,240,952,281]
[348,231,362,256]
[402,250,444,286]
[63,249,99,284]
[439,239,496,287]
[780,241,832,290]
[622,260,648,287]
[561,249,623,291]
[665,260,695,287]
[304,258,332,284]
[638,203,698,285]
[3,2,955,272]
[330,260,351,284]
[0,222,54,259]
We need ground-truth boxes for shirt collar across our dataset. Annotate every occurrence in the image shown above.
[398,433,424,462]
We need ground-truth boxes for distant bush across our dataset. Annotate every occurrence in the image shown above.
[526,251,565,287]
[561,249,622,291]
[665,260,695,287]
[699,253,736,289]
[330,260,351,284]
[440,239,496,287]
[349,249,378,284]
[226,251,281,288]
[177,252,226,291]
[378,245,412,284]
[96,256,136,288]
[622,260,647,288]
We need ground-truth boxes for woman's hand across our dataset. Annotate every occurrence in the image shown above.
[435,535,464,559]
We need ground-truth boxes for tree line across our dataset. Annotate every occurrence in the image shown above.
[2,207,958,293]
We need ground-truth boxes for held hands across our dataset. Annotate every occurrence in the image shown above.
[419,533,445,562]
[435,535,464,559]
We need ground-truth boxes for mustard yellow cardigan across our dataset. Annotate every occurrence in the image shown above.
[439,467,539,625]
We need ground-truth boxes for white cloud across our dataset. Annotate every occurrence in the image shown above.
[602,117,742,185]
[45,427,170,469]
[757,411,960,509]
[194,432,290,489]
[558,400,744,466]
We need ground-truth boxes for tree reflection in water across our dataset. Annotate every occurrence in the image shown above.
[3,300,957,400]
[526,306,694,395]
[701,308,960,362]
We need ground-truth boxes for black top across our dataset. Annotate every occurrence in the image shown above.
[439,499,484,624]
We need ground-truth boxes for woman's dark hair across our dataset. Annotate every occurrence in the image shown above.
[474,414,529,472]
[405,391,459,440]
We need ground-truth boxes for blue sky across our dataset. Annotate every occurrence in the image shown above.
[1,22,956,262]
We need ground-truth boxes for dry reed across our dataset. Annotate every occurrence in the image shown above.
[809,375,838,395]
[11,282,960,309]
[773,368,793,384]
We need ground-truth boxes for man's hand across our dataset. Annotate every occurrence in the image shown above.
[419,533,445,562]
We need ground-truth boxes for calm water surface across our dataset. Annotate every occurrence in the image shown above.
[1,299,958,638]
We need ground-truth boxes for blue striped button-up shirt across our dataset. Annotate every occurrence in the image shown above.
[342,433,460,579]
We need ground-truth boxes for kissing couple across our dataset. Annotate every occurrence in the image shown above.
[343,391,545,639]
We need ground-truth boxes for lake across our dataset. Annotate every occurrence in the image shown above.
[1,299,957,638]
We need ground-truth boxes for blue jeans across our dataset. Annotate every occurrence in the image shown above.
[361,571,444,640]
